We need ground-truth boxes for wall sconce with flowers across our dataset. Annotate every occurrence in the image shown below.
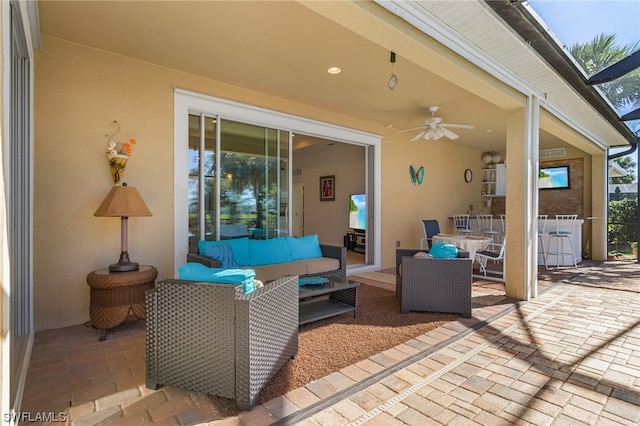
[105,120,136,184]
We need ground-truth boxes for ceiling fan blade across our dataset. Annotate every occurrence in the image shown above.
[411,130,426,141]
[397,126,425,134]
[442,123,474,129]
[441,127,460,139]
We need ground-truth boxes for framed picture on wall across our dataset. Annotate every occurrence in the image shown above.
[320,175,335,201]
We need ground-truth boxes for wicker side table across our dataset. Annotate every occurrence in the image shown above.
[87,265,158,341]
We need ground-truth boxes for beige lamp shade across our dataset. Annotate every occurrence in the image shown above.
[94,184,152,217]
[94,183,151,272]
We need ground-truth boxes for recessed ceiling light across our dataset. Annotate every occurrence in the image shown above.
[485,129,494,133]
[327,66,342,75]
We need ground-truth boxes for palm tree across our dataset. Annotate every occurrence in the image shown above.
[570,34,640,109]
[571,34,640,253]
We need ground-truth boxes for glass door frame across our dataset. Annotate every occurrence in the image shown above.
[174,89,382,274]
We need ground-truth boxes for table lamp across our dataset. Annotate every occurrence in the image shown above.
[94,182,152,272]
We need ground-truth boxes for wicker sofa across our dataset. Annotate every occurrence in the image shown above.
[187,237,346,282]
[395,248,472,317]
[145,275,299,410]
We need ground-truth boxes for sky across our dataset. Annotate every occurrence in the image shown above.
[527,0,640,49]
[527,1,640,177]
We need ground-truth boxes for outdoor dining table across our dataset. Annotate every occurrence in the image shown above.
[431,234,493,260]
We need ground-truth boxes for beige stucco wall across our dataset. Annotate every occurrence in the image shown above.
[380,126,487,249]
[33,35,493,331]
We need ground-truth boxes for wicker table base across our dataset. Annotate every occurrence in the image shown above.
[87,265,158,341]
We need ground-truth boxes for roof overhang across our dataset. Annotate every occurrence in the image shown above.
[483,0,638,146]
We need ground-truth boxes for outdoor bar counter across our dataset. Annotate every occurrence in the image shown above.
[450,215,589,266]
[539,216,592,266]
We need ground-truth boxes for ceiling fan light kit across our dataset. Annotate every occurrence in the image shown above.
[398,106,474,141]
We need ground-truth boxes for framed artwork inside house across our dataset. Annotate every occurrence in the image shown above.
[320,175,335,201]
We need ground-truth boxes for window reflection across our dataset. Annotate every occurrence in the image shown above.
[188,115,289,252]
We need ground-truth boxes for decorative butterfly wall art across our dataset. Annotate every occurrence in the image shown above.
[409,165,425,185]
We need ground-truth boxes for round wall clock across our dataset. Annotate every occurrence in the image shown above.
[464,169,473,183]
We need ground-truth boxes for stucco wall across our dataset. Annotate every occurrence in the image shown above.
[33,36,501,331]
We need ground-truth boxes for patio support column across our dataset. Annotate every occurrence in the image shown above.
[504,97,539,300]
[590,154,608,261]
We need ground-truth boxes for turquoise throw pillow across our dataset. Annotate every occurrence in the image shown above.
[249,237,294,266]
[286,234,323,260]
[429,242,459,259]
[177,263,257,294]
[198,237,251,267]
[203,244,238,269]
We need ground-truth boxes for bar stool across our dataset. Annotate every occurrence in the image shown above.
[537,215,548,268]
[545,214,578,269]
[453,214,473,236]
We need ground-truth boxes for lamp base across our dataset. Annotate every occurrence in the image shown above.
[109,252,139,272]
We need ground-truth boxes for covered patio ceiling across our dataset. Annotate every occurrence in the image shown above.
[36,0,632,153]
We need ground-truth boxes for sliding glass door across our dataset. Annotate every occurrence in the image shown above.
[175,89,381,272]
[188,114,290,251]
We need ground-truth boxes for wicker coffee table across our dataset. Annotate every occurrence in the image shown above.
[298,277,359,325]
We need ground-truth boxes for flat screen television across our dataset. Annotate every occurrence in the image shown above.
[539,165,570,190]
[349,193,366,232]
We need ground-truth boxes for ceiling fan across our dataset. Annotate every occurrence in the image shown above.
[398,106,474,141]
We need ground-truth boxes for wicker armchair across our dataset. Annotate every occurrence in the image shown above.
[395,249,472,318]
[145,275,299,410]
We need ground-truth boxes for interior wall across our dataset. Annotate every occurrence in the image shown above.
[293,143,366,247]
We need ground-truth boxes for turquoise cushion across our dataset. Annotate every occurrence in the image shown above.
[177,263,256,294]
[203,244,238,269]
[249,237,294,266]
[199,237,251,267]
[204,244,238,269]
[299,276,329,286]
[429,242,459,259]
[286,234,323,260]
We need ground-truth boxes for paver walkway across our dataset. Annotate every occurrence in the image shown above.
[281,261,640,425]
[19,260,640,425]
